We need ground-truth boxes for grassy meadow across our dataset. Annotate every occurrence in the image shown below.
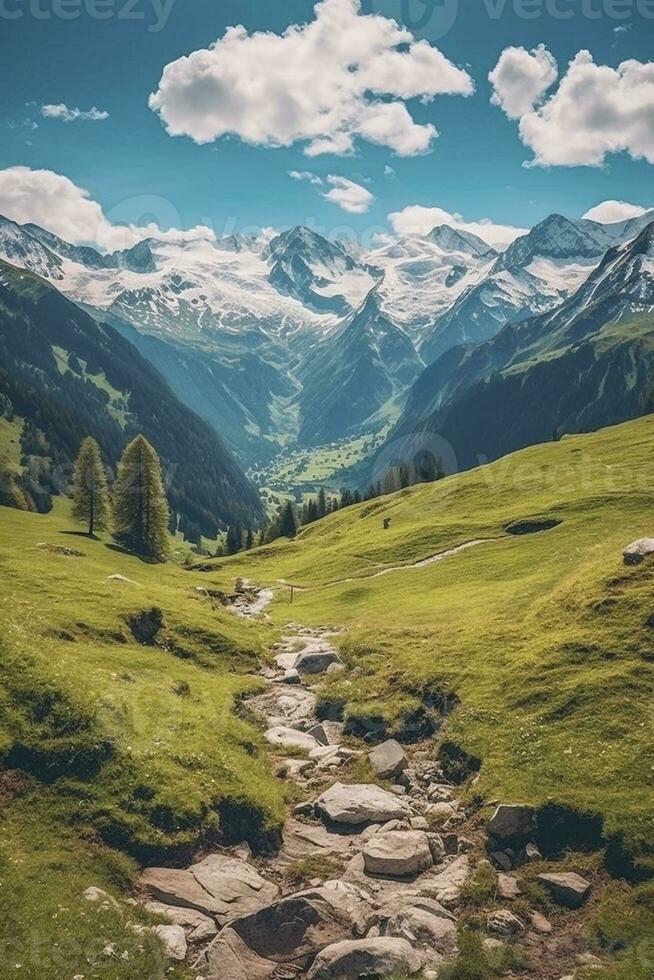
[1,414,654,978]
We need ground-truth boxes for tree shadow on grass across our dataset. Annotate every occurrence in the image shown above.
[105,542,160,564]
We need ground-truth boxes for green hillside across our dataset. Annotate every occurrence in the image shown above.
[1,414,654,978]
[208,415,654,876]
[0,258,263,536]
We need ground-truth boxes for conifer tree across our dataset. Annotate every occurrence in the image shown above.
[245,528,254,550]
[225,524,240,555]
[71,437,111,536]
[279,501,298,538]
[317,487,327,518]
[112,435,170,560]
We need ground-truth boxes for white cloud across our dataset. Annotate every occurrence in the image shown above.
[0,166,214,251]
[489,45,557,120]
[490,47,654,167]
[582,200,649,224]
[388,204,527,249]
[148,0,472,157]
[40,103,109,122]
[322,175,374,213]
[384,165,395,177]
[288,170,324,186]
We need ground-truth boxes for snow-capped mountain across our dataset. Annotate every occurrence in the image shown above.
[418,213,639,365]
[266,226,377,315]
[0,208,650,471]
[388,219,654,475]
[297,286,423,444]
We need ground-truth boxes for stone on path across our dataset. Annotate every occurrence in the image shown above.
[486,910,525,938]
[199,884,374,978]
[530,910,553,934]
[377,896,458,963]
[144,900,218,941]
[153,924,187,961]
[264,726,322,752]
[362,831,433,879]
[497,873,521,900]
[537,872,591,908]
[139,855,278,924]
[487,804,535,842]
[315,783,411,827]
[623,538,654,565]
[295,645,341,675]
[306,937,423,980]
[368,740,408,780]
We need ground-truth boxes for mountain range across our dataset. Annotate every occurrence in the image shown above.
[0,258,262,536]
[1,203,653,512]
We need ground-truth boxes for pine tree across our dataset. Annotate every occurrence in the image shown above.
[225,524,240,555]
[112,435,170,560]
[317,487,327,518]
[245,527,254,550]
[279,501,298,538]
[71,437,111,536]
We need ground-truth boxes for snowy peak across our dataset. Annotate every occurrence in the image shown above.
[0,215,65,282]
[496,213,607,272]
[266,225,376,315]
[427,224,498,258]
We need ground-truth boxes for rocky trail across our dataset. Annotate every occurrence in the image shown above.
[85,621,609,979]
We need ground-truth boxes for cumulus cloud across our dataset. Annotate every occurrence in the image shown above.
[384,165,396,177]
[490,47,654,167]
[322,176,374,213]
[489,45,557,120]
[40,103,109,122]
[288,170,324,186]
[0,166,214,251]
[389,204,526,249]
[148,0,473,157]
[582,200,650,224]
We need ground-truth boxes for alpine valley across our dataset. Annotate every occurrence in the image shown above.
[1,206,654,517]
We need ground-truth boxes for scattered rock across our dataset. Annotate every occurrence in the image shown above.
[200,884,374,978]
[521,842,543,863]
[490,850,513,872]
[537,872,591,908]
[139,855,278,924]
[486,910,525,938]
[144,901,217,941]
[368,740,408,781]
[153,924,187,961]
[487,804,535,842]
[295,648,341,675]
[410,816,430,831]
[530,911,553,934]
[282,669,301,685]
[306,937,423,980]
[623,538,654,565]
[378,897,458,962]
[315,783,411,827]
[362,831,433,879]
[497,874,521,900]
[264,726,322,752]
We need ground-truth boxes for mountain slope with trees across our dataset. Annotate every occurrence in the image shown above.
[0,259,263,536]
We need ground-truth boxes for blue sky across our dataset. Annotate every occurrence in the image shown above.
[0,0,653,246]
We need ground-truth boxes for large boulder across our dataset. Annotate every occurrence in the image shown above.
[368,740,408,780]
[315,783,411,827]
[153,924,187,961]
[265,726,322,752]
[377,897,457,964]
[623,538,654,565]
[362,831,433,879]
[139,855,278,924]
[487,804,535,842]
[307,937,423,980]
[295,647,341,674]
[144,900,218,941]
[537,872,591,908]
[199,884,374,978]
